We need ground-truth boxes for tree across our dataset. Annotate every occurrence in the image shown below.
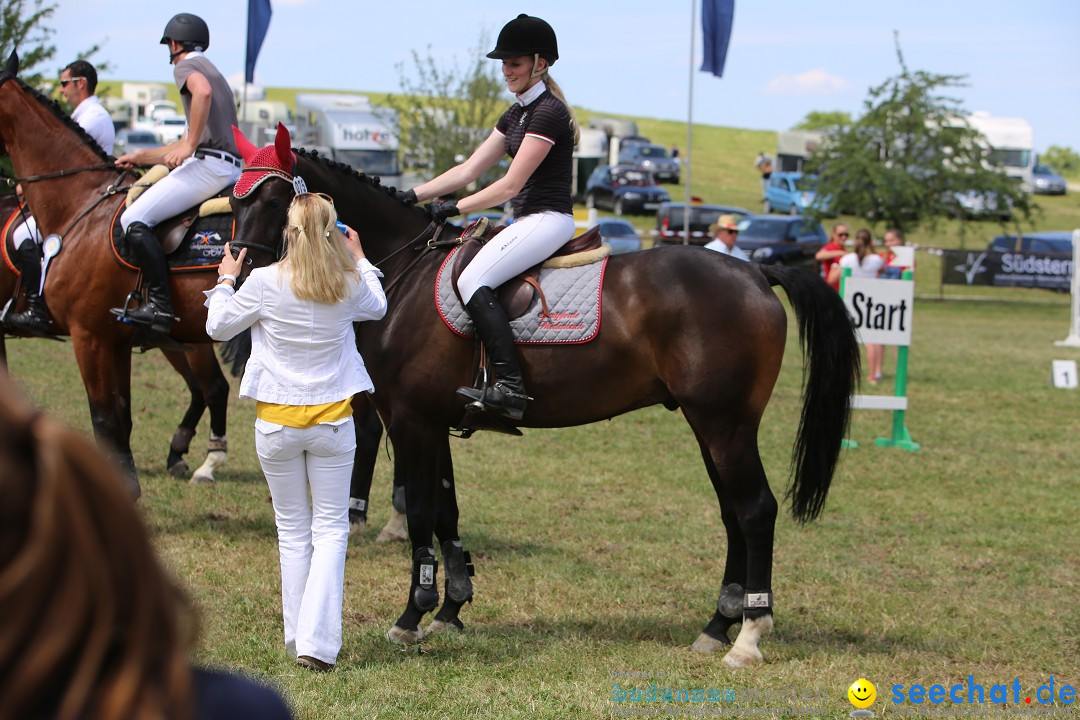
[2,0,108,191]
[381,33,506,194]
[792,110,851,132]
[0,0,57,89]
[1040,145,1080,176]
[805,34,1031,234]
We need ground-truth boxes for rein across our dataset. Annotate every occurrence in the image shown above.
[2,162,124,187]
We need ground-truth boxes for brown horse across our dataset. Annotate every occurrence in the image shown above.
[230,131,860,668]
[0,52,231,495]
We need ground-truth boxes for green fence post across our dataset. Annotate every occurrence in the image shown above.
[874,269,920,451]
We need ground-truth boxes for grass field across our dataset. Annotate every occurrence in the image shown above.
[7,284,1079,718]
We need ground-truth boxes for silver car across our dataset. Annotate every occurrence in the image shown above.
[1032,163,1067,195]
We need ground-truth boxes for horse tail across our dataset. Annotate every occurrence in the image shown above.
[218,329,251,378]
[759,264,860,523]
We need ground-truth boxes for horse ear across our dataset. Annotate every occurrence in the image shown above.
[231,125,258,164]
[5,50,18,76]
[273,122,291,167]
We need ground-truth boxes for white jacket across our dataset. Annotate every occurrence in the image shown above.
[204,259,387,405]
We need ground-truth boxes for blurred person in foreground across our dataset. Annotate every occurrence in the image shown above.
[0,372,293,720]
[205,192,387,672]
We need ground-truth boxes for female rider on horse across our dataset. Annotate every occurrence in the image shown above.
[399,14,578,423]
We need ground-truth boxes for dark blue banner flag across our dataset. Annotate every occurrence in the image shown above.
[700,0,734,78]
[245,0,272,84]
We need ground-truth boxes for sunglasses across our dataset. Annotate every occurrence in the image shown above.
[58,77,82,87]
[837,232,850,237]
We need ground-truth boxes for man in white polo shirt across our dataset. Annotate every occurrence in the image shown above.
[704,214,750,261]
[7,59,115,336]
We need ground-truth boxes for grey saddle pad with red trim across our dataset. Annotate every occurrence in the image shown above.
[435,246,608,345]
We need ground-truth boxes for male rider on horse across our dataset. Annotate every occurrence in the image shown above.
[7,60,114,336]
[113,13,241,337]
[401,14,577,423]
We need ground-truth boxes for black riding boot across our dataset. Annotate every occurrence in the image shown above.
[7,240,51,335]
[456,286,529,421]
[118,221,175,334]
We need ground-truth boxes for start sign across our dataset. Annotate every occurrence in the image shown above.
[842,277,914,346]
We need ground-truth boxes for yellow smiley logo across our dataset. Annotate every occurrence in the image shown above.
[848,678,877,708]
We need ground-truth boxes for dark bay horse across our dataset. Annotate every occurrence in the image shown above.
[230,136,860,668]
[0,53,231,495]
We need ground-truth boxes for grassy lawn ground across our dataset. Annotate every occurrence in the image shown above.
[7,283,1078,718]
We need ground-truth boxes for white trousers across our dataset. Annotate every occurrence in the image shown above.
[456,210,575,303]
[120,154,240,231]
[12,214,41,248]
[254,416,356,665]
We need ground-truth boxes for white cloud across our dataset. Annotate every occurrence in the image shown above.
[762,69,852,97]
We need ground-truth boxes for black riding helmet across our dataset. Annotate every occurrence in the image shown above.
[486,14,558,64]
[160,13,210,51]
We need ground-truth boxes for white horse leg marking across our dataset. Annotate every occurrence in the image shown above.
[386,624,425,645]
[190,435,227,484]
[691,632,730,654]
[722,615,773,668]
[375,508,408,543]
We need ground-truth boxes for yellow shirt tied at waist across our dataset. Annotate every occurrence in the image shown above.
[256,398,353,428]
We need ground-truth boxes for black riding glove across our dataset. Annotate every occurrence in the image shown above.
[428,200,460,223]
[395,189,418,205]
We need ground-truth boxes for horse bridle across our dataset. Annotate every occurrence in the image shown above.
[233,165,447,289]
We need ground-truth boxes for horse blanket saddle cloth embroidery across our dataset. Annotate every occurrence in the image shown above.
[435,244,608,344]
[1,203,31,275]
[108,201,235,274]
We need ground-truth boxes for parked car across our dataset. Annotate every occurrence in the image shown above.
[617,143,680,184]
[584,165,670,216]
[988,231,1072,255]
[112,128,162,155]
[948,190,1012,221]
[763,172,830,215]
[734,214,827,268]
[1032,163,1067,195]
[654,202,751,245]
[597,219,642,255]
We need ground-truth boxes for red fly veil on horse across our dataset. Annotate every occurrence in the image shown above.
[232,122,294,198]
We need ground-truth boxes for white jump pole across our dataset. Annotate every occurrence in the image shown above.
[1054,228,1080,348]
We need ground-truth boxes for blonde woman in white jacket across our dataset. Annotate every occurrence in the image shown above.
[205,193,387,672]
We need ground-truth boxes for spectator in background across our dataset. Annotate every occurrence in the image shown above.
[839,229,886,384]
[0,373,294,720]
[880,227,913,279]
[754,151,773,197]
[816,223,849,291]
[704,214,749,260]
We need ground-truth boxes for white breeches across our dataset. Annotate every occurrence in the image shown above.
[120,155,240,231]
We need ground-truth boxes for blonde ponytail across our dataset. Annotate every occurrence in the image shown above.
[281,195,358,304]
[544,73,579,145]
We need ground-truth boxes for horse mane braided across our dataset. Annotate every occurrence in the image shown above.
[18,78,112,162]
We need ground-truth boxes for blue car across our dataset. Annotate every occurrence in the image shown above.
[763,172,830,215]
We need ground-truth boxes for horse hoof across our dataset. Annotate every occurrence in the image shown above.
[426,618,464,636]
[189,471,214,485]
[722,645,763,668]
[691,632,730,654]
[386,624,425,645]
[168,460,189,478]
[349,518,366,538]
[375,526,409,543]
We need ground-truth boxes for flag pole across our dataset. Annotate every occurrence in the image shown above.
[683,0,695,245]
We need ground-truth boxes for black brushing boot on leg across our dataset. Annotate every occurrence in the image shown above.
[6,241,51,336]
[116,221,175,334]
[456,286,530,421]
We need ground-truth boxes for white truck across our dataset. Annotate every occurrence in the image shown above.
[965,112,1036,192]
[293,93,401,187]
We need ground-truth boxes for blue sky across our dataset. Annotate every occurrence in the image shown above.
[49,0,1080,154]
